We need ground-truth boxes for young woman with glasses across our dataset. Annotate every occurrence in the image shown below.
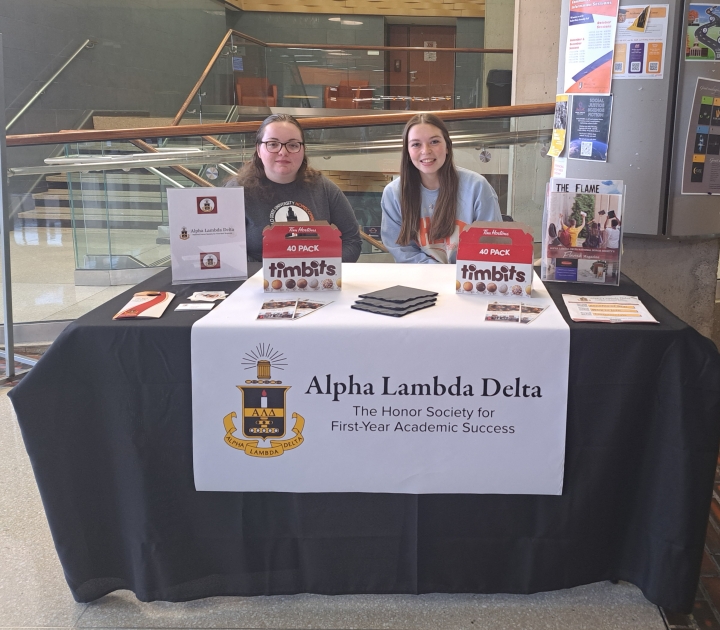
[381,113,501,264]
[226,113,361,262]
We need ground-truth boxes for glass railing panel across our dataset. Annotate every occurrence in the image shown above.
[4,110,551,322]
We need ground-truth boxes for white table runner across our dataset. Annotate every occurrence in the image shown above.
[192,264,570,494]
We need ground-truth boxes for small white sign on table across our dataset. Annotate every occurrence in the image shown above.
[167,188,247,284]
[192,264,570,495]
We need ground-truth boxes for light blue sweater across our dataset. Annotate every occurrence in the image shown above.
[381,167,502,264]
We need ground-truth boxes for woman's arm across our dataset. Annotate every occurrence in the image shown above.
[325,179,362,262]
[381,184,438,264]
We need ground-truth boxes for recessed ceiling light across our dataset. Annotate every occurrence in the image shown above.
[341,20,363,25]
[328,17,341,21]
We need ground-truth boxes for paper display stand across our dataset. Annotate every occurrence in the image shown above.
[167,188,247,284]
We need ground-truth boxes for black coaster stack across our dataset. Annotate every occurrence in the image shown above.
[351,285,438,317]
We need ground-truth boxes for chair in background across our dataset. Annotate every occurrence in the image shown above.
[235,78,277,107]
[324,80,372,109]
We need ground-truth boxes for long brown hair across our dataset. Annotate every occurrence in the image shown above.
[228,113,319,189]
[396,113,459,246]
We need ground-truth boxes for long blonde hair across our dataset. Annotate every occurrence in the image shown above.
[396,113,459,246]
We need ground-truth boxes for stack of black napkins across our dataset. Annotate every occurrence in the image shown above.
[351,285,438,317]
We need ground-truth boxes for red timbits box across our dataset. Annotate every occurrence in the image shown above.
[456,221,534,298]
[262,221,342,292]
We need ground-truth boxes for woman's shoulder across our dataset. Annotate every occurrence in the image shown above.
[382,176,401,196]
[455,166,489,187]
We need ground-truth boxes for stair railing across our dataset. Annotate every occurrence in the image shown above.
[6,39,96,132]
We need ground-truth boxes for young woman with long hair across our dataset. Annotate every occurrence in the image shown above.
[225,113,361,262]
[381,113,501,263]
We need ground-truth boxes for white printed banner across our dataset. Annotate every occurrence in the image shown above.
[168,187,247,284]
[192,264,570,494]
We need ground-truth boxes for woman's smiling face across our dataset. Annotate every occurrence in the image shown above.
[407,123,448,185]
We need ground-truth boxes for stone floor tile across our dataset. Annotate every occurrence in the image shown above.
[0,390,88,628]
[662,607,695,628]
[707,524,720,556]
[75,582,665,630]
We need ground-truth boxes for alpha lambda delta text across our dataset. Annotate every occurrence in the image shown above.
[305,374,542,402]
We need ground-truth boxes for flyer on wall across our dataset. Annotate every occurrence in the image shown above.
[547,94,569,158]
[681,77,720,194]
[613,5,669,79]
[167,188,248,284]
[686,4,720,61]
[564,0,620,94]
[568,94,613,161]
[541,178,624,286]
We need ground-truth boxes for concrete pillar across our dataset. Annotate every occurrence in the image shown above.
[483,0,514,108]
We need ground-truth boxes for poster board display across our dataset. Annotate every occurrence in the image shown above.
[167,188,247,284]
[541,178,624,286]
[564,0,620,94]
[613,5,669,79]
[681,77,720,194]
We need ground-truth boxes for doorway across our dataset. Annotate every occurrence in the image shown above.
[387,25,456,110]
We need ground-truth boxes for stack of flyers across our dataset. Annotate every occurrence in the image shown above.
[562,295,658,324]
[188,291,228,302]
[257,299,332,321]
[485,302,549,324]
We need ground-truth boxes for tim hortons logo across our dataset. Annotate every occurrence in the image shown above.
[268,260,336,278]
[460,264,526,283]
[222,344,305,458]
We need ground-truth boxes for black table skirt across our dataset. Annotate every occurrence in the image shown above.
[9,265,720,612]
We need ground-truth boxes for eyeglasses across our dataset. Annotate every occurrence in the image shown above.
[259,140,304,154]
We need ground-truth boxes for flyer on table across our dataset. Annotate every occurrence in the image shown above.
[168,188,248,284]
[564,0,620,94]
[613,5,669,79]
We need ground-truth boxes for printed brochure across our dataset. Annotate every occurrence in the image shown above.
[542,178,624,286]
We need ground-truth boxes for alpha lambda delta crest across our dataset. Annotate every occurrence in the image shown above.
[222,344,304,458]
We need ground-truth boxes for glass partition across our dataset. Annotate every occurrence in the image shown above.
[176,31,513,125]
[6,112,552,322]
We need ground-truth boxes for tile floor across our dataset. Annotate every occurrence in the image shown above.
[0,383,673,630]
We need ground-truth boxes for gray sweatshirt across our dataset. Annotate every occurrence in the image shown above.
[226,175,362,262]
[381,167,501,264]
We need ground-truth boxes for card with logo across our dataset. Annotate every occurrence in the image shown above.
[188,291,228,302]
[257,300,297,320]
[176,302,215,311]
[168,188,247,284]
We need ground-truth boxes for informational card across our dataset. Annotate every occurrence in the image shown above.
[568,95,613,162]
[168,188,247,285]
[686,4,720,61]
[113,291,174,319]
[613,5,669,79]
[484,302,549,324]
[562,294,658,323]
[564,0,620,94]
[682,78,720,194]
[548,94,569,158]
[257,300,297,320]
[176,302,215,311]
[294,299,332,319]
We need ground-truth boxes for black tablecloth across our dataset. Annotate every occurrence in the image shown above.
[9,266,720,612]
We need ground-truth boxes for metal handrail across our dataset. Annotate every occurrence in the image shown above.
[6,39,96,132]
